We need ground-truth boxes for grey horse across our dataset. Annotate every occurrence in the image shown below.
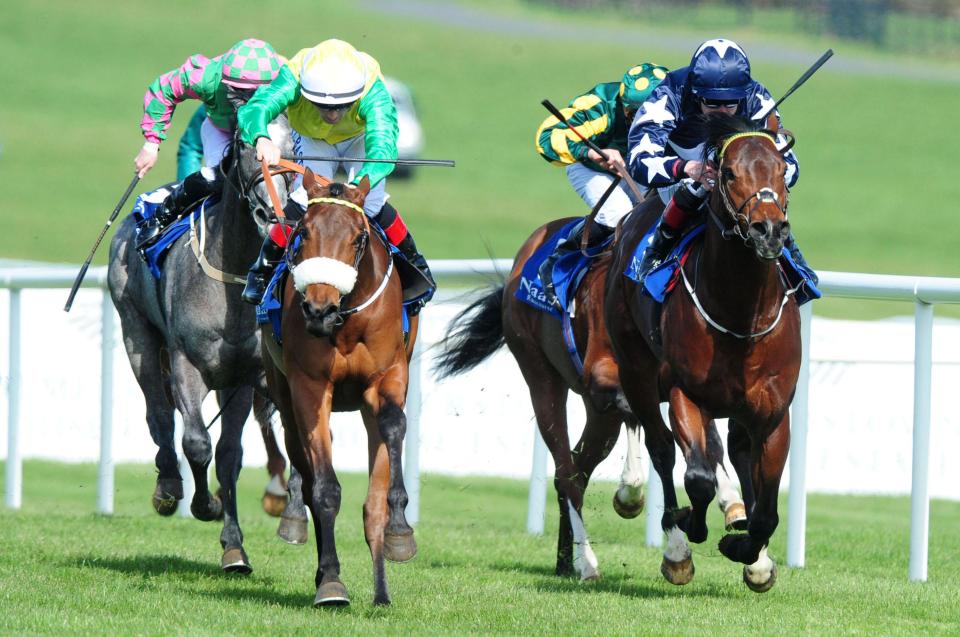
[108,118,308,573]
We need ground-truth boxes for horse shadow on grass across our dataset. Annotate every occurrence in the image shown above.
[67,553,308,609]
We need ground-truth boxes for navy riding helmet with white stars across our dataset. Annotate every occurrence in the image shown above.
[688,38,754,101]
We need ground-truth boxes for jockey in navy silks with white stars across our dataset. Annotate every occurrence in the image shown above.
[627,38,814,282]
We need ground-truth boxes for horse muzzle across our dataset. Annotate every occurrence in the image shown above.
[302,300,342,337]
[747,219,790,261]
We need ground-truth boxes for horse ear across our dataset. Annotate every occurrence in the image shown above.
[356,175,371,196]
[303,167,320,194]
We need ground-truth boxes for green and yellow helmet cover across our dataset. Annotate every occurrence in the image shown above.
[619,63,668,109]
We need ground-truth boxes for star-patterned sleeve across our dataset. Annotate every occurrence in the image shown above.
[748,83,800,188]
[140,54,212,145]
[626,84,686,188]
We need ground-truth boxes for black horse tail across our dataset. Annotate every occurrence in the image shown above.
[434,284,505,380]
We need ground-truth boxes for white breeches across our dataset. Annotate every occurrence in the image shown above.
[200,118,232,169]
[566,162,639,228]
[289,132,387,217]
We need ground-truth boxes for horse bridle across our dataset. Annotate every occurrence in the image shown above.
[285,195,394,320]
[709,131,790,249]
[225,134,296,217]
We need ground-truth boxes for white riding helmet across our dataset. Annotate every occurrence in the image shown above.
[299,39,367,106]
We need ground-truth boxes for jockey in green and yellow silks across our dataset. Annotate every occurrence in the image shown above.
[534,62,668,310]
[237,39,434,311]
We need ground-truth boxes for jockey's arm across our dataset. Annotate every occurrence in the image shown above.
[237,66,300,149]
[535,93,613,168]
[353,76,399,188]
[626,88,687,188]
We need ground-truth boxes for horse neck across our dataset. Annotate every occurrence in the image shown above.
[697,215,784,332]
[208,178,263,274]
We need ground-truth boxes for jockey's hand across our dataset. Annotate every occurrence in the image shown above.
[587,148,625,173]
[256,137,281,166]
[684,160,718,190]
[135,142,159,178]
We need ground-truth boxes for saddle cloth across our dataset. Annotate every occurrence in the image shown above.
[132,186,213,280]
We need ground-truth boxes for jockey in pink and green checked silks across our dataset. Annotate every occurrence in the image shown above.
[133,39,285,251]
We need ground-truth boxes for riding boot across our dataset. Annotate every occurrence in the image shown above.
[373,202,436,315]
[241,233,286,305]
[136,168,222,252]
[538,220,585,312]
[638,180,708,282]
[636,223,680,282]
[784,232,818,286]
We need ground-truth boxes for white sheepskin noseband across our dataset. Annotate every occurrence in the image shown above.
[292,257,358,295]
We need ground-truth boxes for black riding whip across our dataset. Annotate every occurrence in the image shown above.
[283,155,455,167]
[64,172,141,312]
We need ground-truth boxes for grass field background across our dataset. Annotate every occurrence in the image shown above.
[0,460,958,635]
[1,1,959,283]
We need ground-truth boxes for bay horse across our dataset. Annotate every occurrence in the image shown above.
[434,216,747,581]
[108,118,308,575]
[605,114,801,592]
[261,169,418,607]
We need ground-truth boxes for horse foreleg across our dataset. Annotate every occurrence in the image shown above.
[115,310,180,515]
[668,387,716,544]
[215,385,254,574]
[289,377,348,606]
[361,407,392,606]
[368,369,416,565]
[718,412,790,594]
[253,393,288,517]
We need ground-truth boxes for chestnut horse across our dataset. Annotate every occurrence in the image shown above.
[605,114,801,592]
[261,169,417,607]
[434,217,746,581]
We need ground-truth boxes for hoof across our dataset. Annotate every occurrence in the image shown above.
[384,530,417,563]
[660,555,695,585]
[191,491,224,522]
[314,580,350,607]
[261,491,288,518]
[743,561,777,593]
[221,547,252,575]
[718,533,761,565]
[277,515,309,545]
[612,485,645,519]
[724,502,748,531]
[152,478,182,516]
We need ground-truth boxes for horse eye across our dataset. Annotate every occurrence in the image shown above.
[722,167,736,181]
[354,234,366,249]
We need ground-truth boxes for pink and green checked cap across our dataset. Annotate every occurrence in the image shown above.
[221,39,282,89]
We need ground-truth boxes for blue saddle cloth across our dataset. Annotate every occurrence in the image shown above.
[624,223,821,306]
[516,219,613,318]
[514,219,615,376]
[131,186,214,280]
[256,231,416,345]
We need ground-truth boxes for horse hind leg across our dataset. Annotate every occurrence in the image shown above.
[613,419,646,519]
[707,421,747,531]
[253,393,289,517]
[215,386,254,575]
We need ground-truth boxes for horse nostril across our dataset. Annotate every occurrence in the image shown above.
[749,220,772,239]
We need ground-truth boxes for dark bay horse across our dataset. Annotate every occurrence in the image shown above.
[605,114,801,592]
[261,170,417,606]
[108,119,308,574]
[434,217,746,581]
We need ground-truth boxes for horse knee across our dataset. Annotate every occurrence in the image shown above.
[377,403,407,446]
[181,430,212,462]
[684,465,716,505]
[312,480,342,514]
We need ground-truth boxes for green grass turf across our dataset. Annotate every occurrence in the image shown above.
[0,460,958,635]
[1,0,958,320]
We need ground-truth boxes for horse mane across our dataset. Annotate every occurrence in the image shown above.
[694,113,768,163]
